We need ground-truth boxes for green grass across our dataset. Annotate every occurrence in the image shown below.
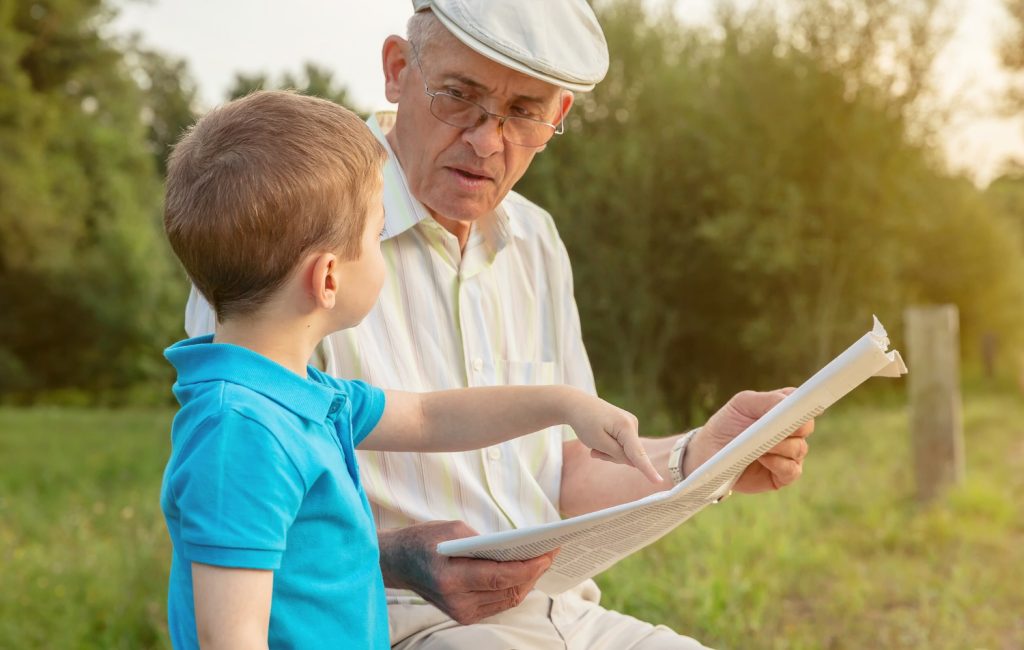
[597,387,1024,650]
[2,389,1022,649]
[0,408,174,649]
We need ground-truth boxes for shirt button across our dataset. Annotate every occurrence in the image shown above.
[472,358,483,372]
[327,398,341,416]
[487,447,501,461]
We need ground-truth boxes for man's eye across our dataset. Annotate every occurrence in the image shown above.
[512,105,536,118]
[446,88,465,99]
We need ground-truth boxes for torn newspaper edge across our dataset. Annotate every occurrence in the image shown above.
[437,317,908,595]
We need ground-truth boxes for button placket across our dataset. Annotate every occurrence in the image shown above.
[327,397,342,418]
[454,258,518,527]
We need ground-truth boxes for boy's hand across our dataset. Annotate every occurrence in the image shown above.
[565,392,662,483]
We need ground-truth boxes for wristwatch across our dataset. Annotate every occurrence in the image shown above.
[667,428,699,485]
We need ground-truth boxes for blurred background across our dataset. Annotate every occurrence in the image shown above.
[1,0,1022,648]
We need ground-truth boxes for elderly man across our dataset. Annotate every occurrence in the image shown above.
[186,1,813,647]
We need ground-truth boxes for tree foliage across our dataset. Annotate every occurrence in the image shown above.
[226,62,364,115]
[2,0,1022,409]
[518,0,1024,418]
[0,0,187,399]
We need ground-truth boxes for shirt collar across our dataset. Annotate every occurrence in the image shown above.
[369,112,431,241]
[164,335,341,423]
[368,112,525,244]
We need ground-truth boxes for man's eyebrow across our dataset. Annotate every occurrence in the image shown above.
[442,73,547,105]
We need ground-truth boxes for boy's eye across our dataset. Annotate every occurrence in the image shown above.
[379,226,387,240]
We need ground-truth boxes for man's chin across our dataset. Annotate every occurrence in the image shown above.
[429,195,496,223]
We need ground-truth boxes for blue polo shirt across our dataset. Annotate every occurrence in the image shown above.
[161,335,388,649]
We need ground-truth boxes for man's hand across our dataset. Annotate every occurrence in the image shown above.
[378,520,558,625]
[683,389,814,494]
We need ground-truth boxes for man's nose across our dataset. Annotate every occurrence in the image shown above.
[462,115,505,158]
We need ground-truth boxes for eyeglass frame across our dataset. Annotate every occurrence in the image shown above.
[407,41,566,148]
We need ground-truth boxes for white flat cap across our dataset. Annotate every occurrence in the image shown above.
[411,0,609,92]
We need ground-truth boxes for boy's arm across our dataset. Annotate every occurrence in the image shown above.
[192,563,272,650]
[360,386,661,482]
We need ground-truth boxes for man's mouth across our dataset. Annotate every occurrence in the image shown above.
[448,166,493,183]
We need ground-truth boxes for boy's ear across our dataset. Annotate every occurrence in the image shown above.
[310,252,339,310]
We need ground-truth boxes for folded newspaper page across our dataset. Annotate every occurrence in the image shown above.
[437,317,908,595]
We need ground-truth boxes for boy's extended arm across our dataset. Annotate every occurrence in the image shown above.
[192,563,273,650]
[361,386,661,483]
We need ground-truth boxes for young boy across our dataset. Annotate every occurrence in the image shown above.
[160,90,661,650]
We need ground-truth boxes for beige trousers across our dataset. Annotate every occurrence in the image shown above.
[390,580,713,650]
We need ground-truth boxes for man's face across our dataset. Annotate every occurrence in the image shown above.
[384,32,572,224]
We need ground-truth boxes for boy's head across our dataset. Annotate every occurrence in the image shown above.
[164,90,387,324]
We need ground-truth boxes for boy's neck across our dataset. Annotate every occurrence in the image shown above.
[213,314,325,378]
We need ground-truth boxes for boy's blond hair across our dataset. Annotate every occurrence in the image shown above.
[164,90,387,322]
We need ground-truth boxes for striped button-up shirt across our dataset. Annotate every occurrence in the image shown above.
[185,113,596,602]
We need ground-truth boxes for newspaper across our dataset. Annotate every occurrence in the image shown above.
[437,317,908,595]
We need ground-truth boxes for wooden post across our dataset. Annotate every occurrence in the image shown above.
[905,305,964,502]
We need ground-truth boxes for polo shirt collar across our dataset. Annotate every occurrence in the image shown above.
[165,335,339,423]
[368,112,526,244]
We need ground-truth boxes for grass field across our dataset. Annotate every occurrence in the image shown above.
[2,387,1022,649]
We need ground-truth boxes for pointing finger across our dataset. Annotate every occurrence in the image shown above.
[620,430,663,483]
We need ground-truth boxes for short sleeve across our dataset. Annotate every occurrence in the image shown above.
[342,379,386,446]
[167,410,305,569]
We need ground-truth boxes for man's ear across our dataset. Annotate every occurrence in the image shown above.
[538,91,575,154]
[382,35,412,104]
[558,90,575,124]
[310,252,339,310]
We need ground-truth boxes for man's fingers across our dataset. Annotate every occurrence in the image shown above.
[453,553,554,592]
[473,596,525,622]
[729,389,790,420]
[464,584,528,607]
[793,419,815,438]
[757,452,803,486]
[768,436,809,461]
[445,549,560,622]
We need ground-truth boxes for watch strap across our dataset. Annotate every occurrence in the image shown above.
[667,428,699,485]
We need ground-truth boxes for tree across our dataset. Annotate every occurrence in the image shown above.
[1000,0,1024,111]
[226,62,363,115]
[0,0,185,399]
[128,42,199,175]
[517,0,1021,418]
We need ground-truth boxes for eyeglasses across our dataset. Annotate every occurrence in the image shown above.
[409,43,564,148]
